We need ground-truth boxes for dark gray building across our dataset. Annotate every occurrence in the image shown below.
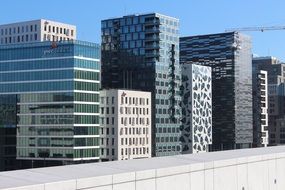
[180,32,253,151]
[253,57,285,145]
[101,13,182,157]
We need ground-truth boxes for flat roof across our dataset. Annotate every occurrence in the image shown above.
[180,31,251,40]
[0,146,284,189]
[0,19,76,28]
[102,12,179,22]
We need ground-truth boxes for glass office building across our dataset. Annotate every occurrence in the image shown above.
[0,40,100,168]
[180,32,253,151]
[101,13,182,156]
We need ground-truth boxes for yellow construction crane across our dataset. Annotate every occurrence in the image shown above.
[225,26,285,32]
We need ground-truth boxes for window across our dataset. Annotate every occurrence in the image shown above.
[130,41,135,48]
[130,25,135,32]
[139,32,145,39]
[123,26,128,33]
[101,118,105,125]
[133,33,138,39]
[123,41,128,48]
[136,25,142,32]
[126,33,131,40]
[30,25,33,32]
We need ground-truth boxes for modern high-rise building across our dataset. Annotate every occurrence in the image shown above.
[101,13,182,157]
[0,19,76,45]
[0,40,100,169]
[180,32,253,151]
[253,57,285,145]
[100,89,151,161]
[252,68,268,147]
[180,64,212,154]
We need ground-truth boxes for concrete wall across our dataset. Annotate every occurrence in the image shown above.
[1,147,285,190]
[81,154,284,190]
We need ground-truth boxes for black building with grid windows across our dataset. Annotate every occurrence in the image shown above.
[101,13,182,157]
[180,32,253,151]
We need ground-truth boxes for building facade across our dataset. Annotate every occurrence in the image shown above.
[100,89,151,161]
[0,40,100,169]
[0,95,18,171]
[180,64,212,154]
[252,68,268,147]
[101,13,182,157]
[0,19,76,45]
[180,32,253,151]
[253,57,285,145]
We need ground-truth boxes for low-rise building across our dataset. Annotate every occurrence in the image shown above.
[100,89,151,161]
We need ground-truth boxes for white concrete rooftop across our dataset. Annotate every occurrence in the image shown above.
[0,146,285,190]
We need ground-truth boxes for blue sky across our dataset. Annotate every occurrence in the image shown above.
[1,0,285,60]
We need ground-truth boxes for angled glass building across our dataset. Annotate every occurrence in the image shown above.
[101,13,182,156]
[180,32,253,151]
[0,40,100,168]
